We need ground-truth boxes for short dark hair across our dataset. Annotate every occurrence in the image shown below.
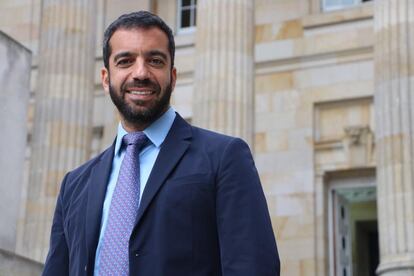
[103,11,175,69]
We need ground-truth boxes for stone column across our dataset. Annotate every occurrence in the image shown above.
[193,0,254,145]
[374,0,414,274]
[19,0,96,262]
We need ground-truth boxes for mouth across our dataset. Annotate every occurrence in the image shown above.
[124,88,157,102]
[128,90,155,95]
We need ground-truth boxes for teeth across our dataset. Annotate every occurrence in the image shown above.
[129,91,152,95]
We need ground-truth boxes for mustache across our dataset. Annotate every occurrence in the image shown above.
[122,79,160,90]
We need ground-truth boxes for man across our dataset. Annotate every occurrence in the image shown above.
[43,11,280,276]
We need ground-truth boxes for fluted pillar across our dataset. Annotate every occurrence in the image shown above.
[19,0,96,262]
[193,0,254,145]
[375,0,414,274]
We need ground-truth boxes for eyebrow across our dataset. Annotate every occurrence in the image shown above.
[113,51,133,62]
[113,50,169,63]
[147,50,168,61]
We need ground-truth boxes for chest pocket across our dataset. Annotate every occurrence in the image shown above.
[158,173,214,212]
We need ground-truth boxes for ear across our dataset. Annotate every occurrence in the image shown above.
[171,67,177,92]
[101,67,110,93]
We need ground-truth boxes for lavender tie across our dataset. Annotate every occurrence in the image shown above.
[99,132,148,275]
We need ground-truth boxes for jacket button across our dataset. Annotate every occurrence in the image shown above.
[135,253,139,257]
[84,265,87,271]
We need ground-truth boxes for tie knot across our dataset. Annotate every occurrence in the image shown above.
[122,132,148,148]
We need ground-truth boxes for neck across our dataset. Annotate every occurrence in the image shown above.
[121,120,149,132]
[120,106,170,132]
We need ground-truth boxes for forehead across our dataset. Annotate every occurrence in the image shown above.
[109,27,170,57]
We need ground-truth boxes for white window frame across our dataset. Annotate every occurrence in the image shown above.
[322,0,372,12]
[177,0,197,34]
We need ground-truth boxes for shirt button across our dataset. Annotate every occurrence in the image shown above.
[135,253,140,257]
[84,265,87,271]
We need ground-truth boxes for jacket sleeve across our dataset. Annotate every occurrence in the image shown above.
[42,174,70,276]
[216,138,280,276]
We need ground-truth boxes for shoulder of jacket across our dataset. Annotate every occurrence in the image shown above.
[64,146,113,184]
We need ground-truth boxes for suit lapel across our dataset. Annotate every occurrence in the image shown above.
[134,114,192,227]
[85,144,114,264]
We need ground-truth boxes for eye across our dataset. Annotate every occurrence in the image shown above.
[116,58,133,67]
[149,57,165,66]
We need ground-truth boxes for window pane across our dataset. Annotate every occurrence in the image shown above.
[343,0,355,4]
[325,0,354,5]
[323,0,356,10]
[182,0,192,7]
[178,0,197,30]
[181,9,191,28]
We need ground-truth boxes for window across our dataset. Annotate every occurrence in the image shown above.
[177,0,197,33]
[322,0,372,12]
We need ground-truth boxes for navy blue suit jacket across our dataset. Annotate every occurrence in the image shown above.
[43,114,280,275]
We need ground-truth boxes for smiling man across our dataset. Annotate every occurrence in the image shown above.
[42,11,280,276]
[106,27,175,131]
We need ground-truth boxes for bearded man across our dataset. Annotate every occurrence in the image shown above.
[43,11,280,276]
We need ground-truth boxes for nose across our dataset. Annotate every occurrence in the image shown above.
[132,59,150,80]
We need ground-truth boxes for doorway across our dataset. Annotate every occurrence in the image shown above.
[329,176,379,276]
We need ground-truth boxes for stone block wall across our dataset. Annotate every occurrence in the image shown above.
[0,30,33,271]
[254,1,375,275]
[0,249,42,276]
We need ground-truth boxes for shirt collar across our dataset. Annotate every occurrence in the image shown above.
[114,107,176,156]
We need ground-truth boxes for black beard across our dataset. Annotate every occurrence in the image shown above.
[109,79,172,127]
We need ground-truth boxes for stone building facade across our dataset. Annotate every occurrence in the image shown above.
[0,0,413,275]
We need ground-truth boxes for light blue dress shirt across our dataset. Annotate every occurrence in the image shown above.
[94,107,176,275]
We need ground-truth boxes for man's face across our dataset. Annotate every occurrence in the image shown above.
[101,27,176,131]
